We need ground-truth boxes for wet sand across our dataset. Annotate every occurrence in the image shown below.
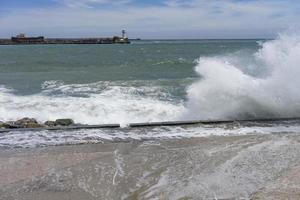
[1,133,300,199]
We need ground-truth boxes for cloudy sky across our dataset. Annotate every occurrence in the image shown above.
[0,0,299,39]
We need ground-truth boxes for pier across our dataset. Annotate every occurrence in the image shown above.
[1,117,299,133]
[0,31,130,45]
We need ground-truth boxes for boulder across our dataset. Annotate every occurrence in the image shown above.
[14,117,37,125]
[55,119,74,126]
[14,117,43,128]
[44,121,56,127]
[4,121,21,129]
[24,123,44,128]
[0,121,10,129]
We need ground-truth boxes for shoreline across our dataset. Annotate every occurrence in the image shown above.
[1,134,300,199]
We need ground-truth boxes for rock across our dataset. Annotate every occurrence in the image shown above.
[1,118,74,129]
[3,121,21,129]
[14,117,43,128]
[25,123,44,128]
[55,119,74,126]
[14,117,37,125]
[44,121,56,127]
[0,121,10,129]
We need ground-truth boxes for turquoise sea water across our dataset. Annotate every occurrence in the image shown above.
[1,36,300,148]
[0,40,259,95]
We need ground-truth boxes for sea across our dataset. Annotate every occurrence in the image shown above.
[1,34,300,148]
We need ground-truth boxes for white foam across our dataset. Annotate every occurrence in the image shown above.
[0,81,185,125]
[1,123,300,148]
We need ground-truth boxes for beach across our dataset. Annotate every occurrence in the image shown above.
[1,132,300,199]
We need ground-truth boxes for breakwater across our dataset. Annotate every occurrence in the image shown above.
[0,36,130,45]
[1,117,300,133]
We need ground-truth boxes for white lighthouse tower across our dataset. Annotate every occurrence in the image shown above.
[122,30,126,39]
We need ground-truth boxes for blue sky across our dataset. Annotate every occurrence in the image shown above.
[0,0,300,39]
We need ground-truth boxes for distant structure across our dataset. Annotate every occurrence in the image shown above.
[113,29,129,44]
[122,30,126,38]
[11,33,45,44]
[0,30,130,45]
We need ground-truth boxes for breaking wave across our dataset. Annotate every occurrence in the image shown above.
[185,31,300,120]
[0,81,185,125]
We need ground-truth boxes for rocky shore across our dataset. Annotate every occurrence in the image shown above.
[0,118,75,129]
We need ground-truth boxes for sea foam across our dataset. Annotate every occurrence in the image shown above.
[0,81,185,125]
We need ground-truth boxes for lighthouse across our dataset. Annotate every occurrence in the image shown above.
[122,30,126,38]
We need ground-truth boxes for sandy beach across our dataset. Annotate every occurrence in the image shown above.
[1,133,300,199]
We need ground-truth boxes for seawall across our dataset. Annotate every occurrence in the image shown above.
[0,37,130,45]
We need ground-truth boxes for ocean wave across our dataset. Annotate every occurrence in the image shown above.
[0,80,185,125]
[184,31,300,120]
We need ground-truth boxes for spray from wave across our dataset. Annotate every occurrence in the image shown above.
[185,31,300,120]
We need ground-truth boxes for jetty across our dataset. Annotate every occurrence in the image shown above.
[1,117,300,133]
[0,30,130,45]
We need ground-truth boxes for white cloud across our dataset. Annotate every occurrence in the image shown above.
[164,0,195,7]
[56,0,132,8]
[0,0,299,38]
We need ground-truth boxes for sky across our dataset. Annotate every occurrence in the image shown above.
[0,0,300,39]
